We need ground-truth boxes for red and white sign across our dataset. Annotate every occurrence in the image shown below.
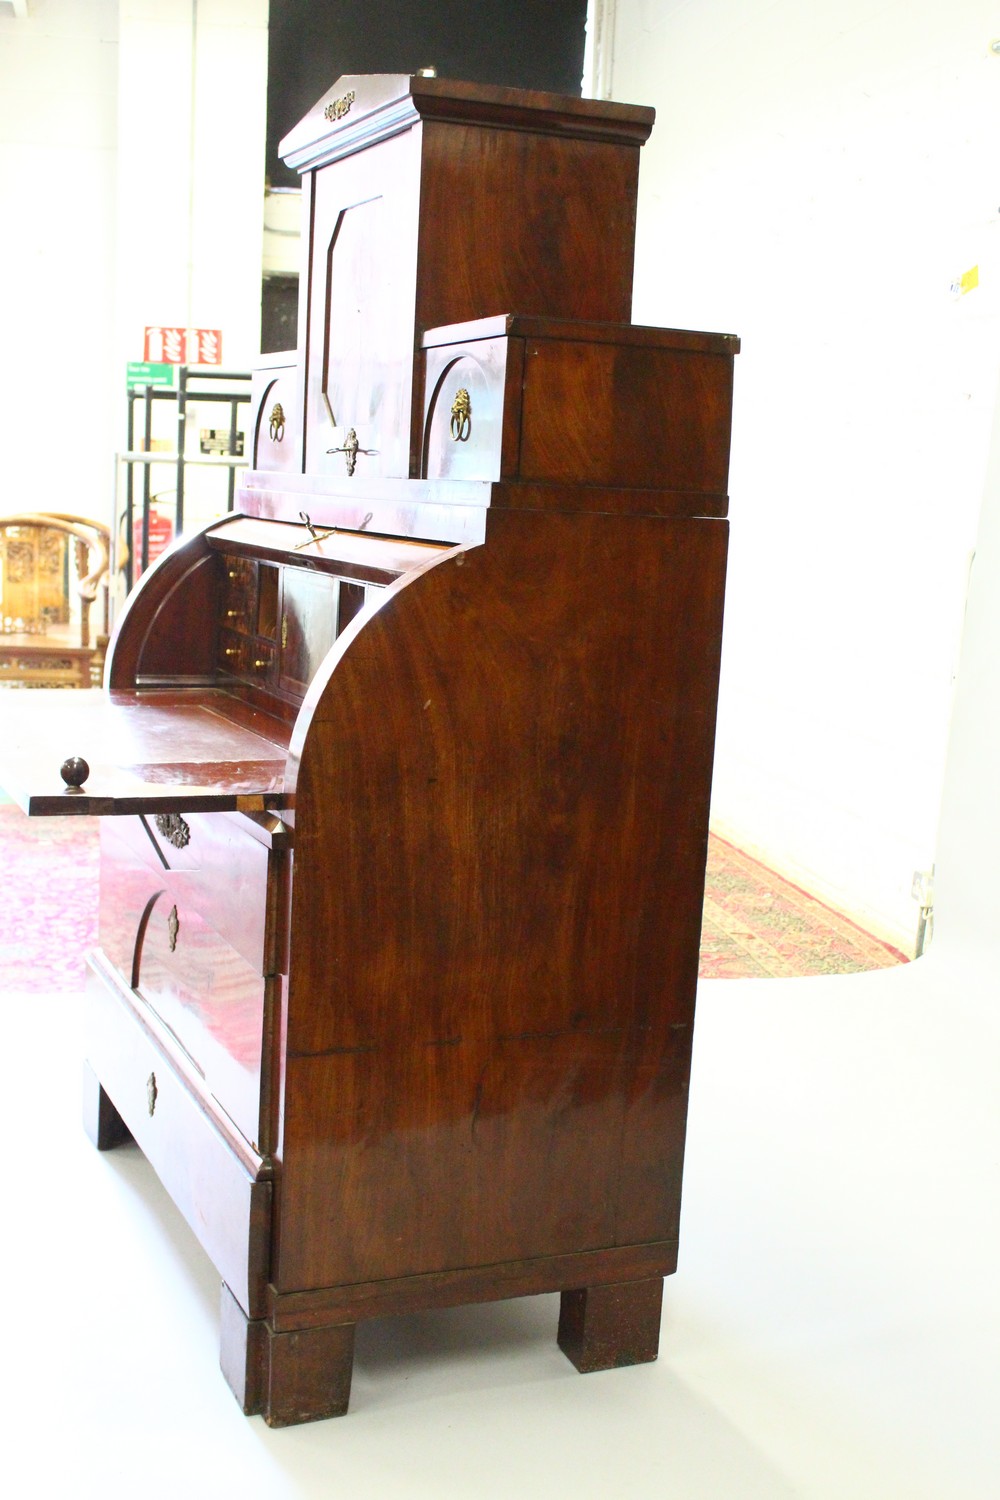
[143,327,223,365]
[132,508,174,580]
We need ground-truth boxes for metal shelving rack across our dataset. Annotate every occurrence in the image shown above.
[121,366,252,590]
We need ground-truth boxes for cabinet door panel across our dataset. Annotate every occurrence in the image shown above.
[305,131,420,477]
[279,570,339,696]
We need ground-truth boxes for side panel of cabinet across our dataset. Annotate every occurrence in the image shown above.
[416,124,641,334]
[518,341,736,492]
[274,507,728,1292]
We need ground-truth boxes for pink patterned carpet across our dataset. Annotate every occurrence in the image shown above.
[1,799,100,992]
[700,834,908,977]
[0,802,905,992]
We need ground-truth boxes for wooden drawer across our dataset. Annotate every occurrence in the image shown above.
[97,812,285,1151]
[135,887,270,1150]
[421,339,508,483]
[218,626,252,676]
[101,812,276,973]
[421,315,738,492]
[85,956,271,1317]
[221,554,257,626]
[251,357,301,473]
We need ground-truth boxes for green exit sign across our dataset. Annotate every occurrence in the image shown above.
[127,361,175,389]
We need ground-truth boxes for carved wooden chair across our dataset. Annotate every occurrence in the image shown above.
[0,513,111,689]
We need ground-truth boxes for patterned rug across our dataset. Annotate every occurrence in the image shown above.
[0,802,906,992]
[1,798,101,992]
[700,833,908,977]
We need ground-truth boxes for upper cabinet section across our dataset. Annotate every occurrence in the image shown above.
[278,75,655,481]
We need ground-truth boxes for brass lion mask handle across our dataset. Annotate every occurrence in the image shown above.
[450,388,471,442]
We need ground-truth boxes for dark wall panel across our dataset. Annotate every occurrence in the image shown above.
[267,0,588,187]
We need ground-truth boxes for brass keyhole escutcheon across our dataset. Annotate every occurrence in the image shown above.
[147,1072,158,1117]
[167,905,179,952]
[268,402,285,442]
[281,613,288,649]
[450,388,471,442]
[326,429,376,475]
[341,428,359,476]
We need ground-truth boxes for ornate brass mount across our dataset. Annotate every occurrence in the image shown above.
[167,905,180,953]
[450,387,472,442]
[294,509,375,552]
[324,89,356,123]
[147,1072,158,1117]
[327,428,377,477]
[155,812,190,849]
[268,402,285,442]
[294,509,339,550]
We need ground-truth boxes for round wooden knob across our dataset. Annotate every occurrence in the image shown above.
[60,756,90,788]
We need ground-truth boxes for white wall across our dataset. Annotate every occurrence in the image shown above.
[934,371,1000,976]
[0,0,119,524]
[115,0,268,376]
[606,0,1000,951]
[0,0,267,531]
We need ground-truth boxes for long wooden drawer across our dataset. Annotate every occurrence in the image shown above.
[85,953,271,1318]
[101,811,277,973]
[97,812,284,1152]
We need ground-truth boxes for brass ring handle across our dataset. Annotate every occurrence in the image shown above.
[450,388,471,442]
[268,402,285,442]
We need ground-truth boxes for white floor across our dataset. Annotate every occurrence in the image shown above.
[3,950,996,1499]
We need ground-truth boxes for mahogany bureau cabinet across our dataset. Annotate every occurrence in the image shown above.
[0,76,738,1426]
